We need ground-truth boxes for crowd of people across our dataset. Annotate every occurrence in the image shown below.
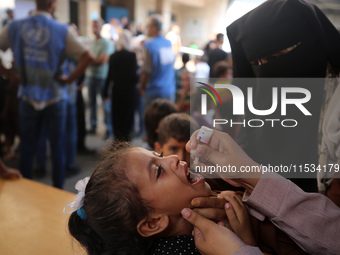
[1,0,340,254]
[0,0,232,188]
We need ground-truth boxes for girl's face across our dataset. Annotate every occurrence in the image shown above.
[126,147,211,217]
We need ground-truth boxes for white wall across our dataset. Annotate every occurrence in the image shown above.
[78,0,101,37]
[134,0,156,25]
[0,0,69,27]
[134,0,228,49]
[54,0,70,24]
[0,0,20,30]
[174,0,228,48]
[12,0,35,19]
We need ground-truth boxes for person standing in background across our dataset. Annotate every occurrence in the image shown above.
[103,29,138,142]
[140,14,175,109]
[85,19,114,139]
[208,33,230,78]
[2,9,14,27]
[175,53,189,90]
[34,54,82,178]
[195,56,210,79]
[109,18,120,45]
[120,16,128,29]
[166,24,182,55]
[0,0,92,188]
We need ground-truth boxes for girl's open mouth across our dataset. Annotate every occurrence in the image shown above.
[186,168,204,185]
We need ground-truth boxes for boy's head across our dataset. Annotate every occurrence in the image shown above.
[216,33,224,46]
[144,99,178,149]
[213,60,233,79]
[154,113,199,166]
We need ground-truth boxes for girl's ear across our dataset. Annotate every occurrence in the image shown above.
[137,214,169,237]
[154,142,162,154]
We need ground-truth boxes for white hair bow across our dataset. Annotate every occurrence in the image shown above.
[63,177,90,214]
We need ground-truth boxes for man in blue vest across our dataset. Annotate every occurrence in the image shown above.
[140,14,175,109]
[0,0,92,188]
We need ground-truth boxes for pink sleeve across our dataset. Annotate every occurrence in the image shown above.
[232,246,262,255]
[243,172,340,255]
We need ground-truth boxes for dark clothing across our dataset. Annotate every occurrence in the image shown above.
[19,100,66,188]
[2,18,12,27]
[103,50,138,141]
[208,48,229,78]
[227,0,340,192]
[0,77,8,156]
[148,235,200,255]
[227,0,340,78]
[76,89,86,149]
[1,78,19,155]
[76,75,87,150]
[175,66,187,90]
[146,222,307,255]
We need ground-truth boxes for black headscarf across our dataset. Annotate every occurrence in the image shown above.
[227,0,340,78]
[226,0,340,192]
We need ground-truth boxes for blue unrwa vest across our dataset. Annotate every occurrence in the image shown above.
[8,14,68,101]
[144,35,175,97]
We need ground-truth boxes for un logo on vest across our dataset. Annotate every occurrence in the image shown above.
[21,22,50,48]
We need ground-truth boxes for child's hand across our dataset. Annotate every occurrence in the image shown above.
[217,191,256,247]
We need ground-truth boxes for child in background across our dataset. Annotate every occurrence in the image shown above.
[144,98,178,149]
[154,113,198,165]
[154,113,241,191]
[176,70,193,114]
[213,60,233,81]
[212,61,240,139]
[175,53,189,90]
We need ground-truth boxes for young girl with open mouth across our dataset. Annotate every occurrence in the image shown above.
[64,142,306,255]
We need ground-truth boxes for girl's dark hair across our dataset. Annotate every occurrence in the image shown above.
[68,142,153,255]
